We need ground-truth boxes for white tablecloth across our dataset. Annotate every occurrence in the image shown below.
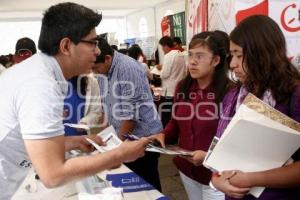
[13,165,165,200]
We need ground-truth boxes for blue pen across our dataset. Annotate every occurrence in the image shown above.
[123,134,163,149]
[123,134,139,141]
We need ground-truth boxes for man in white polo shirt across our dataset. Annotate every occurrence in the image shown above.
[0,3,149,199]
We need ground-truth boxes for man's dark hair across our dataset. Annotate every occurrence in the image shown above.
[0,55,9,66]
[173,37,182,45]
[159,36,174,48]
[118,49,128,55]
[38,2,102,55]
[111,45,118,51]
[95,37,114,63]
[15,37,37,54]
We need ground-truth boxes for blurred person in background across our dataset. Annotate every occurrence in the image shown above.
[128,44,153,81]
[173,36,185,52]
[14,37,37,64]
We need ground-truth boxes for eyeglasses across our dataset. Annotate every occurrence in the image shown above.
[79,39,99,48]
[188,52,213,63]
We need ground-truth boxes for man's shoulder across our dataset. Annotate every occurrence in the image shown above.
[165,49,181,61]
[115,55,144,74]
[10,54,48,78]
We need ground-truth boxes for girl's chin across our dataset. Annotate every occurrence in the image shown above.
[190,74,200,79]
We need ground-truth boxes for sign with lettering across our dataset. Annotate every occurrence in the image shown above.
[161,12,187,45]
[207,0,300,57]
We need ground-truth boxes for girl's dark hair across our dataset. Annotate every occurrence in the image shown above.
[80,76,88,96]
[180,31,232,104]
[128,44,143,60]
[71,76,88,96]
[230,15,300,104]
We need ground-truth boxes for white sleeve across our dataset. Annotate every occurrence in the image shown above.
[160,52,176,79]
[80,76,103,126]
[15,79,65,139]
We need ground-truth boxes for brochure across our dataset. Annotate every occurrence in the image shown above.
[86,126,122,153]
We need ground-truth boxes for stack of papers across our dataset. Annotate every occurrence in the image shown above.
[203,93,300,197]
[123,134,193,156]
[85,126,193,156]
[76,175,123,200]
[64,123,90,130]
[146,145,193,156]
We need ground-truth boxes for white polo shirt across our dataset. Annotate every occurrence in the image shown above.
[160,50,186,97]
[0,64,6,74]
[0,53,68,199]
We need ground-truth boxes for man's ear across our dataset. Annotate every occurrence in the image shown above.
[59,38,72,56]
[104,55,112,64]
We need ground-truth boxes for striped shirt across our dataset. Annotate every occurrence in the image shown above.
[98,51,163,137]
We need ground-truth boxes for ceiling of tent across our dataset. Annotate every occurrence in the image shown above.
[0,0,170,21]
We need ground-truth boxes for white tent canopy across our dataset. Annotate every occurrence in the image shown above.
[0,0,170,21]
[0,0,185,55]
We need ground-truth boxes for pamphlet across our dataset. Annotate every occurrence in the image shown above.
[86,126,122,153]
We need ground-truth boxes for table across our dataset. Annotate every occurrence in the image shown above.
[12,164,167,200]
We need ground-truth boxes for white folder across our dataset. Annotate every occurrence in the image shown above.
[203,93,300,197]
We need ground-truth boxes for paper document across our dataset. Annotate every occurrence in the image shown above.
[124,134,193,156]
[87,128,193,157]
[76,175,123,200]
[64,123,90,130]
[86,126,122,153]
[203,93,300,198]
[146,145,193,156]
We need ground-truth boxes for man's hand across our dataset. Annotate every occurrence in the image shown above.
[76,122,88,133]
[181,150,206,166]
[118,120,135,141]
[211,171,250,199]
[148,133,165,148]
[65,135,105,153]
[117,137,151,163]
[156,64,162,71]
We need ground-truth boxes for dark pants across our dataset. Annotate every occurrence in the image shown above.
[125,151,161,191]
[158,96,174,128]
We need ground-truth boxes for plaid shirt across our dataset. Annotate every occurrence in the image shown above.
[98,51,162,137]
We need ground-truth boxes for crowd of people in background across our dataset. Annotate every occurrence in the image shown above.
[0,2,300,200]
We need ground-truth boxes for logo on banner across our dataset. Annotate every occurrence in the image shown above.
[281,3,300,32]
[236,0,268,24]
[161,16,171,36]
